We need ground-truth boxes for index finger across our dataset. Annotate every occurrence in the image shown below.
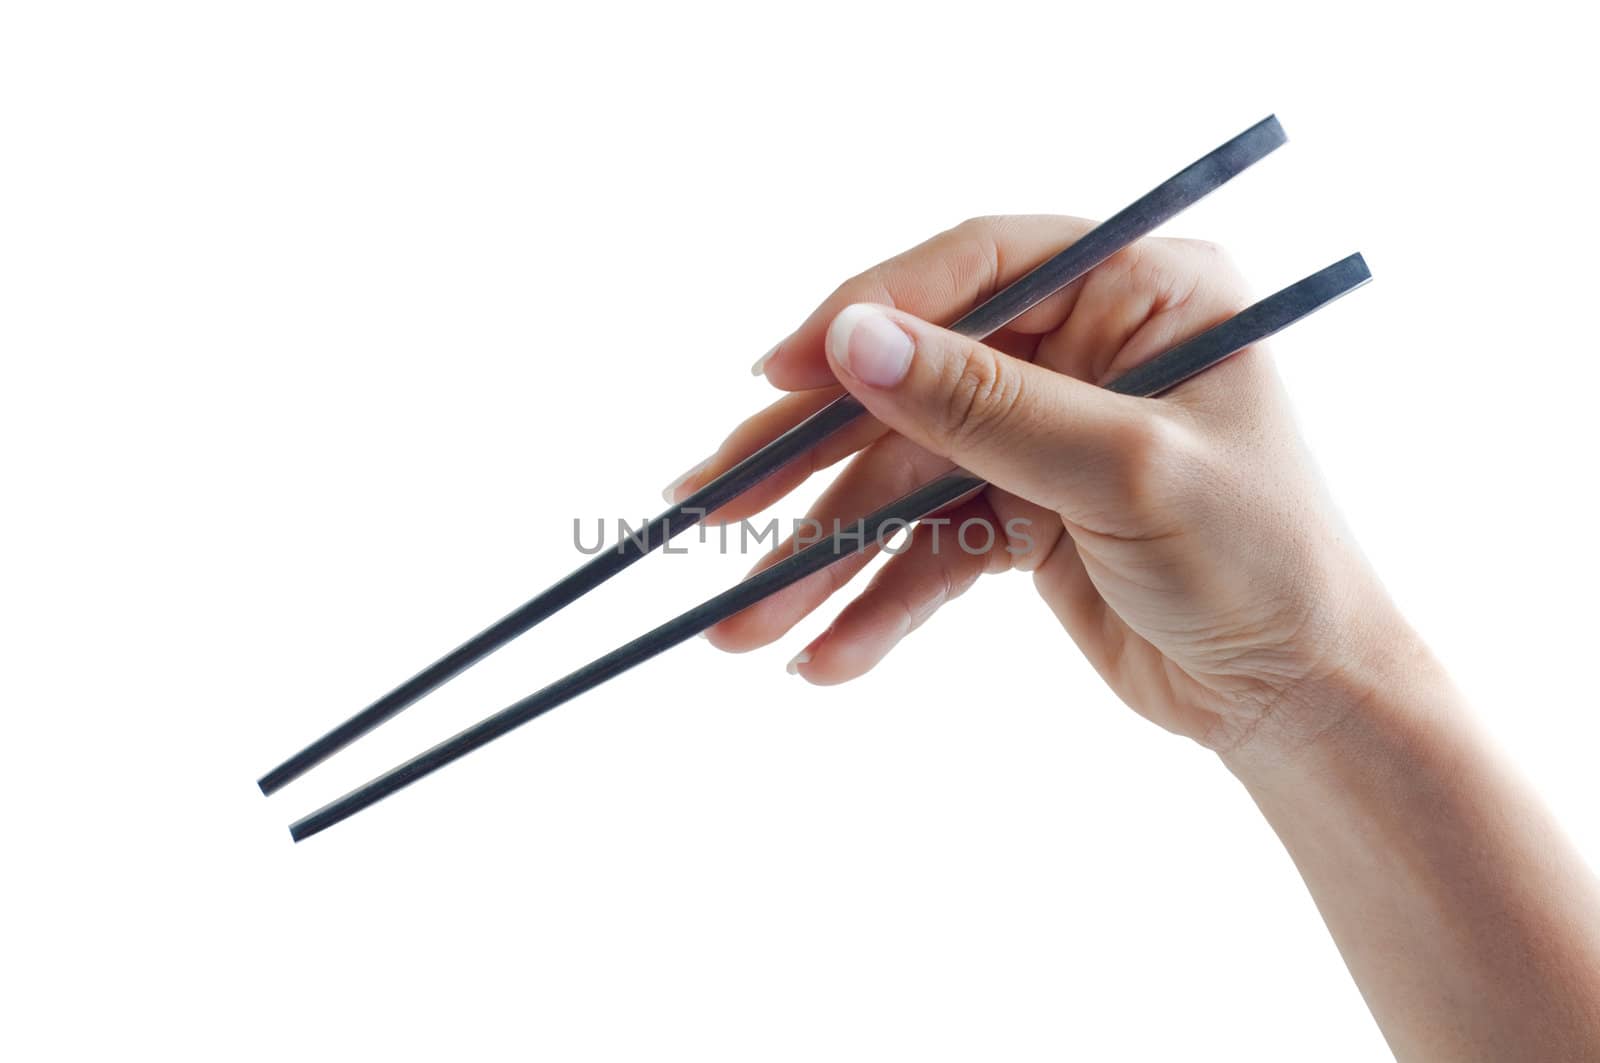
[758,215,1098,391]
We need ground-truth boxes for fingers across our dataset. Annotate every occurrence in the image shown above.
[661,385,890,524]
[823,302,1196,537]
[757,215,1098,391]
[703,432,950,651]
[786,494,1015,685]
[664,321,1050,525]
[660,308,1049,524]
[1034,236,1247,386]
[693,223,1245,537]
[777,489,1056,685]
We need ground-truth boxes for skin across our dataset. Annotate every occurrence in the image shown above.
[664,216,1600,1059]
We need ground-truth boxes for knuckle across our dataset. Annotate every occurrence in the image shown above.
[954,214,999,236]
[831,265,893,310]
[1138,236,1248,316]
[937,345,1019,449]
[1180,238,1247,297]
[1106,413,1203,511]
[831,275,875,308]
[1179,236,1230,263]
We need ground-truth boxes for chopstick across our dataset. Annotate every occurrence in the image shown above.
[287,252,1372,841]
[257,115,1288,795]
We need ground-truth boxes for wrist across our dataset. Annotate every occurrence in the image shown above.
[1217,609,1600,1060]
[1218,610,1465,794]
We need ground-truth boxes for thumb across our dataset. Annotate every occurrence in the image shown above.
[824,303,1177,517]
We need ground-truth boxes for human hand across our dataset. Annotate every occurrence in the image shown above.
[667,216,1410,767]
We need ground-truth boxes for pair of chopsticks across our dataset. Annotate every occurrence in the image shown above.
[261,115,1372,840]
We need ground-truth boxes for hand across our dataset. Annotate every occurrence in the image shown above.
[668,216,1600,1058]
[667,215,1408,766]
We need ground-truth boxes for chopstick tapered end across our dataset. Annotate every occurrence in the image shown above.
[289,817,319,843]
[258,765,293,796]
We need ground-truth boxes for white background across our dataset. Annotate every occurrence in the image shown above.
[2,1,1596,1059]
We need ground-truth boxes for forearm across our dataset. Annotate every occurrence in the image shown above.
[1226,632,1600,1060]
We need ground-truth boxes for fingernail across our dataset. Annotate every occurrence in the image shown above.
[827,304,913,387]
[750,343,780,377]
[662,459,710,504]
[785,649,811,675]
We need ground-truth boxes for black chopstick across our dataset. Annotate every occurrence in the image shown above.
[287,252,1371,841]
[257,116,1288,795]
